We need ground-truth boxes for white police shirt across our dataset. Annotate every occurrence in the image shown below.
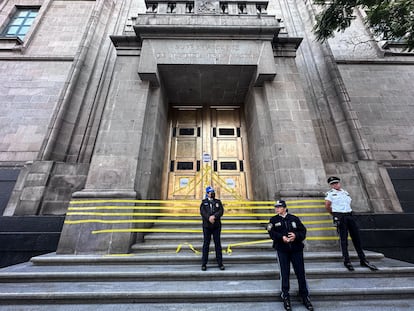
[325,188,352,213]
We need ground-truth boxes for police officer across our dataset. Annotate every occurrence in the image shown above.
[200,186,225,271]
[267,200,313,311]
[325,176,378,271]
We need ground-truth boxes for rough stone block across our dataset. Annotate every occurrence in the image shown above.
[21,186,46,201]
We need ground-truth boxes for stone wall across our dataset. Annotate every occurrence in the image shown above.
[265,56,326,195]
[0,0,95,163]
[0,60,71,162]
[339,64,414,162]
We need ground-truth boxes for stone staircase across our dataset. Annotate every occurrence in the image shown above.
[130,199,338,253]
[0,201,414,310]
[0,250,413,310]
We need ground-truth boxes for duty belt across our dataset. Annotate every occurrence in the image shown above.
[333,212,353,216]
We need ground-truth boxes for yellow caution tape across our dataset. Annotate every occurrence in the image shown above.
[90,227,336,234]
[175,242,201,254]
[66,212,329,217]
[64,198,336,244]
[226,239,272,254]
[64,219,333,225]
[69,199,325,205]
[67,204,325,211]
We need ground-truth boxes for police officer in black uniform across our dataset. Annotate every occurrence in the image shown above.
[200,186,225,271]
[267,200,313,311]
[325,176,378,271]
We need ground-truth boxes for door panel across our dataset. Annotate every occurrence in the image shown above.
[164,107,251,201]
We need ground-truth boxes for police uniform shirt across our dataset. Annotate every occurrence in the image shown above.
[200,198,223,228]
[325,188,352,213]
[267,213,306,252]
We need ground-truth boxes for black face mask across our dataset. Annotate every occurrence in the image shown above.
[210,192,215,199]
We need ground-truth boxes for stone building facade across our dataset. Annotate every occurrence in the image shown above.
[0,0,413,254]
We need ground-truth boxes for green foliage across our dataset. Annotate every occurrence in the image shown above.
[313,0,414,51]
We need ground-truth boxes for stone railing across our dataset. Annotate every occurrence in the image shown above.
[144,0,268,15]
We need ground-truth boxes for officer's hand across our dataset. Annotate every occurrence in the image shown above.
[282,236,290,243]
[209,215,215,224]
[287,232,296,241]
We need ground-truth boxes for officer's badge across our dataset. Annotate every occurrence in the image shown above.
[266,223,273,231]
[275,222,282,227]
[292,222,297,229]
[216,203,219,207]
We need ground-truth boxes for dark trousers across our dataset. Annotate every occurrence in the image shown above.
[334,213,365,262]
[277,250,309,299]
[201,224,223,266]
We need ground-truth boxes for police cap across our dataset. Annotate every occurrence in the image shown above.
[274,200,287,208]
[205,186,215,193]
[327,176,340,184]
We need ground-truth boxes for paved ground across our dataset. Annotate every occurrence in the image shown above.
[1,300,414,311]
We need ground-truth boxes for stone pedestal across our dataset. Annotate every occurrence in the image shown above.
[57,191,137,254]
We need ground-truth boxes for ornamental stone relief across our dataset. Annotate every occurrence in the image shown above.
[196,0,218,14]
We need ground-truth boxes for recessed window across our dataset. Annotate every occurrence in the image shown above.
[179,128,195,136]
[219,128,235,136]
[220,162,237,170]
[1,7,39,40]
[177,162,194,170]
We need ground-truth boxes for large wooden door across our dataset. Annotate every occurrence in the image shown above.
[163,106,251,201]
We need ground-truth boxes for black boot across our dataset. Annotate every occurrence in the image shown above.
[282,296,291,311]
[302,296,314,311]
[344,261,354,271]
[360,259,378,271]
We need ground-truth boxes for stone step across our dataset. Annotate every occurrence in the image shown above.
[143,233,269,240]
[131,242,273,252]
[130,239,339,252]
[0,276,413,304]
[145,219,333,228]
[1,261,413,282]
[140,213,333,226]
[140,232,337,241]
[1,251,412,308]
[1,299,413,311]
[28,251,384,265]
